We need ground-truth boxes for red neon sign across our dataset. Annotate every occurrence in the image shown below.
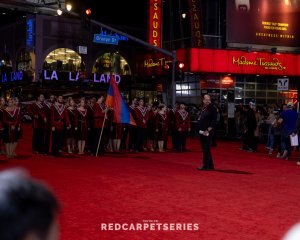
[176,48,300,76]
[148,0,162,48]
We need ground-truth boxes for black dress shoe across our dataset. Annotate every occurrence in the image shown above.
[197,167,208,170]
[197,167,214,171]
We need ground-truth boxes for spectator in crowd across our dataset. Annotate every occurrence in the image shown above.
[240,102,257,152]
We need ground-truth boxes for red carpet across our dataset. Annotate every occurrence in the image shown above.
[1,123,300,240]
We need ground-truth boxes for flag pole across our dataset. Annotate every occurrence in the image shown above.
[96,56,114,157]
[95,109,107,157]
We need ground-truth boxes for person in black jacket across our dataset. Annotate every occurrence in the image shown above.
[240,102,257,152]
[197,94,217,171]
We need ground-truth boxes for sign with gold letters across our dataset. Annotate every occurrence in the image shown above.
[176,48,300,76]
[148,0,162,48]
[227,0,300,47]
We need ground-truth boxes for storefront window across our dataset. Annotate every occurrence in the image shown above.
[131,90,157,103]
[43,48,82,72]
[92,52,131,75]
[235,76,297,105]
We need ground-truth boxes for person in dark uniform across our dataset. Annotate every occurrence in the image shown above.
[75,98,89,155]
[147,104,157,151]
[0,97,5,156]
[168,103,179,151]
[66,98,77,154]
[29,94,47,154]
[155,104,168,152]
[197,94,217,171]
[241,102,257,152]
[50,95,70,156]
[86,97,96,154]
[43,94,56,155]
[127,97,137,151]
[175,103,191,152]
[134,98,149,152]
[93,95,107,156]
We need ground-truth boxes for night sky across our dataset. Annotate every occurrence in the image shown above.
[0,0,149,30]
[79,0,148,29]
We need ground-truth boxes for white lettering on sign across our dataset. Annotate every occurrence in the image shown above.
[43,70,121,84]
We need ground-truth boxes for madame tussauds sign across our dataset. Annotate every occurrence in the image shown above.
[232,56,286,71]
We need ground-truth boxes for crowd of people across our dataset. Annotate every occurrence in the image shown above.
[0,94,196,158]
[1,93,300,167]
[236,101,300,166]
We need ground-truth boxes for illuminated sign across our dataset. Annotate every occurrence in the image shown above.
[176,48,300,76]
[148,0,162,47]
[1,71,24,83]
[93,34,119,45]
[26,16,35,51]
[200,75,234,89]
[232,56,286,71]
[0,70,32,84]
[277,78,289,91]
[136,53,173,76]
[100,29,129,41]
[227,0,300,47]
[188,0,203,47]
[43,70,121,84]
[143,58,172,68]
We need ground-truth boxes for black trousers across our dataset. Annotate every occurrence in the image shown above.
[200,134,214,169]
[128,127,136,151]
[134,128,146,151]
[44,128,51,154]
[93,128,105,156]
[32,128,45,153]
[243,129,255,150]
[52,130,64,156]
[171,129,179,150]
[177,131,187,151]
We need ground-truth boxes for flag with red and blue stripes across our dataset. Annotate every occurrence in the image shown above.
[106,75,136,125]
